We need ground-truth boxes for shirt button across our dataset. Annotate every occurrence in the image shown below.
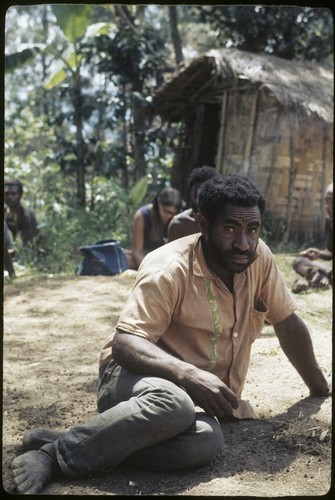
[233,332,238,338]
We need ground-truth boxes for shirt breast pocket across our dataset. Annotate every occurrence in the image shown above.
[249,298,268,343]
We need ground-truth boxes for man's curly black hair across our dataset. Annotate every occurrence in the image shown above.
[4,179,24,196]
[188,166,218,189]
[197,173,266,223]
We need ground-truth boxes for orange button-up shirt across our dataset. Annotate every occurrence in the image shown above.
[100,234,296,418]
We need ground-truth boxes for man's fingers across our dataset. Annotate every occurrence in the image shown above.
[203,392,238,418]
[221,387,239,409]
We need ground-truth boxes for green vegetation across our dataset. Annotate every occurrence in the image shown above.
[4,5,333,278]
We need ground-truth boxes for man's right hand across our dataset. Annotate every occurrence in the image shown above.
[182,368,239,418]
[113,332,239,419]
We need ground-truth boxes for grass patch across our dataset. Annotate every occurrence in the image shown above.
[272,417,331,457]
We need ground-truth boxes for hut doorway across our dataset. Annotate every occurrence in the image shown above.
[172,103,220,201]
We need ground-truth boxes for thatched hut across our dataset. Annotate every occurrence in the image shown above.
[153,48,333,243]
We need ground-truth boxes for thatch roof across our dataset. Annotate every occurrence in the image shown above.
[154,48,333,124]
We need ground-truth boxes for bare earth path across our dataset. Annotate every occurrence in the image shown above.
[2,256,332,496]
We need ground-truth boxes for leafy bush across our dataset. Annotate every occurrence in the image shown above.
[40,206,128,274]
[6,175,151,277]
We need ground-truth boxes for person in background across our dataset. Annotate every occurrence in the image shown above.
[11,174,331,495]
[292,182,333,293]
[4,179,39,247]
[167,166,218,243]
[129,186,182,269]
[4,219,16,278]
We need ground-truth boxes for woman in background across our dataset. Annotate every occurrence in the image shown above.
[129,187,181,269]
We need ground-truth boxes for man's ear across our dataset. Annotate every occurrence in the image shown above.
[196,212,207,234]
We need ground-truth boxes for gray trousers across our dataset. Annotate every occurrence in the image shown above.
[42,360,224,477]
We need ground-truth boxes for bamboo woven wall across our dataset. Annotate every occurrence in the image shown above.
[214,88,333,243]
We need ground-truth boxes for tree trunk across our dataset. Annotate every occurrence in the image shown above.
[120,86,129,189]
[132,99,147,182]
[169,6,184,66]
[41,5,49,116]
[114,4,146,185]
[73,71,86,208]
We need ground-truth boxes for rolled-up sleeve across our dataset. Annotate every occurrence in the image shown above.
[116,266,179,343]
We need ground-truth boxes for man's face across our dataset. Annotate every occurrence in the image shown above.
[202,203,261,274]
[4,186,21,209]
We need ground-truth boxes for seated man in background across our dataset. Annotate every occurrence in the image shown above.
[167,166,218,242]
[11,173,331,495]
[4,179,39,247]
[292,182,332,293]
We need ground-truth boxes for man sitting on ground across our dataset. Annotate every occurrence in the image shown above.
[11,173,331,495]
[292,182,332,292]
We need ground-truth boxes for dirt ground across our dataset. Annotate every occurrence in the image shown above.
[2,255,332,497]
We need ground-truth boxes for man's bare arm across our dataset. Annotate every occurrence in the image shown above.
[112,330,239,418]
[274,312,331,396]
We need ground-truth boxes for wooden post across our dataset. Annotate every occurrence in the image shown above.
[264,109,279,198]
[319,124,330,241]
[286,114,297,239]
[190,104,204,169]
[215,90,227,173]
[242,91,258,176]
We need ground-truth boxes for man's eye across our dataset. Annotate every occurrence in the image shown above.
[224,226,235,233]
[247,227,258,234]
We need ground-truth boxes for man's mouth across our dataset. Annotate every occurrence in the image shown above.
[232,255,249,264]
[229,254,250,264]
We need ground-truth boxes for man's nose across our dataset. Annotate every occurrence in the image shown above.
[233,233,249,252]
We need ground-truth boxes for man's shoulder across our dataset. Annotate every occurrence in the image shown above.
[257,238,272,253]
[21,205,37,220]
[168,210,199,241]
[170,208,194,223]
[140,234,199,273]
[253,238,276,265]
[7,204,30,219]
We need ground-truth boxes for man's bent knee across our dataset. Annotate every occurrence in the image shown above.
[191,413,224,465]
[139,379,196,433]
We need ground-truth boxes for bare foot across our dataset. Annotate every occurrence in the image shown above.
[11,449,56,494]
[319,276,330,289]
[19,428,65,452]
